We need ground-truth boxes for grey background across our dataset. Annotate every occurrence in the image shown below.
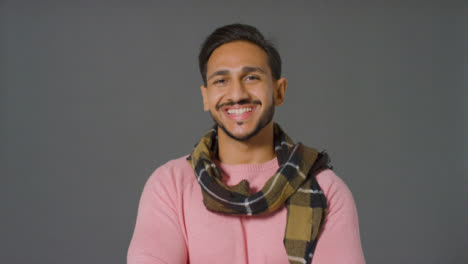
[2,1,466,263]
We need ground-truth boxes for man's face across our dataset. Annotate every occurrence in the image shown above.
[201,41,286,142]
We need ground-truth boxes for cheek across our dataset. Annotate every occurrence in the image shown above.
[207,90,225,108]
[252,87,274,104]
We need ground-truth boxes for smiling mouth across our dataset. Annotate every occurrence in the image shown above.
[226,107,253,115]
[221,104,258,121]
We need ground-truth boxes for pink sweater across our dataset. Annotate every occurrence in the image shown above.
[128,156,365,264]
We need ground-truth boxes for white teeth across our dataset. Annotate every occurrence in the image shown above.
[227,107,252,115]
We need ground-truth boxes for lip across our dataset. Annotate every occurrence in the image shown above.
[221,104,258,121]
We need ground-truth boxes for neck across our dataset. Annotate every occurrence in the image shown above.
[217,122,276,165]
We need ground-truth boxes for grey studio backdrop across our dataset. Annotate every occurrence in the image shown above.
[2,1,466,264]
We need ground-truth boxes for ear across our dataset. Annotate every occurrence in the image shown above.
[200,85,209,111]
[273,77,287,106]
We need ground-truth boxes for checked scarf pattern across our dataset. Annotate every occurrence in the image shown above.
[187,123,330,264]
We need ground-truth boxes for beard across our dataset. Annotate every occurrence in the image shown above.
[210,102,275,142]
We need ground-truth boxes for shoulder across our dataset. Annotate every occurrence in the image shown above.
[315,169,356,212]
[155,155,193,175]
[145,155,197,194]
[315,169,360,227]
[315,169,351,195]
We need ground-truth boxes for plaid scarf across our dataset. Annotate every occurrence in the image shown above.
[187,123,330,264]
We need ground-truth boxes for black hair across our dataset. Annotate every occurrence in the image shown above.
[198,23,282,86]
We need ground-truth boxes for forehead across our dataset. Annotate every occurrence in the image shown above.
[206,41,270,75]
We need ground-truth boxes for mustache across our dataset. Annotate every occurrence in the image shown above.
[216,99,261,111]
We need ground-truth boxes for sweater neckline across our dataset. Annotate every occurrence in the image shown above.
[214,156,279,173]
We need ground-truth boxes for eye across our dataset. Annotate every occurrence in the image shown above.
[213,79,226,85]
[245,75,260,81]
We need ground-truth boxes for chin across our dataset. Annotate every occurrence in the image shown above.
[218,120,270,142]
[230,128,257,141]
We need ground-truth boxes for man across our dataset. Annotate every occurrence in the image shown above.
[128,24,365,264]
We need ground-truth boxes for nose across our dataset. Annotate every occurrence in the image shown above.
[225,78,250,103]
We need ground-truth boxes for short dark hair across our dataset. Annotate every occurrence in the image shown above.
[198,23,282,86]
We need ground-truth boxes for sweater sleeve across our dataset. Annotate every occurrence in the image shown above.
[312,170,366,264]
[127,165,188,264]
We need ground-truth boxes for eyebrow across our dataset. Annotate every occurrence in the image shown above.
[207,66,267,81]
[242,66,266,75]
[207,70,230,81]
